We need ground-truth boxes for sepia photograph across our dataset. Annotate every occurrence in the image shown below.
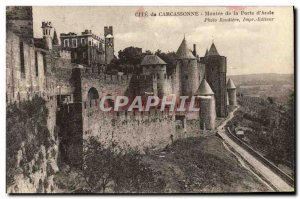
[6,5,295,194]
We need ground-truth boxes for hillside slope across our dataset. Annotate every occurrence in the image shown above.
[143,136,272,193]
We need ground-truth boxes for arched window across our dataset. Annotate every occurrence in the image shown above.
[87,87,99,101]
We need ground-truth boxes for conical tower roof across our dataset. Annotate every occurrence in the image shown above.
[176,37,196,59]
[227,78,236,89]
[207,42,219,56]
[141,54,167,65]
[196,79,214,96]
[52,29,59,45]
[204,48,209,56]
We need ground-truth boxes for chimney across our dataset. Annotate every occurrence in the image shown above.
[193,44,197,57]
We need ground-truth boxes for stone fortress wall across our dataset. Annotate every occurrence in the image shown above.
[6,6,238,168]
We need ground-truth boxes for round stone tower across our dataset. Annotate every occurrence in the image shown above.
[41,21,53,50]
[140,54,169,97]
[227,78,237,106]
[204,42,228,117]
[176,36,199,97]
[196,79,216,130]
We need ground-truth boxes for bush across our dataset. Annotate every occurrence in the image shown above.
[82,138,166,193]
[32,165,39,173]
[6,96,53,187]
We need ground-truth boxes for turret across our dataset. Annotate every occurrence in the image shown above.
[227,78,237,106]
[104,26,114,64]
[204,42,227,117]
[52,29,59,46]
[176,36,199,97]
[41,21,53,50]
[192,44,197,57]
[196,79,216,130]
[141,54,168,97]
[204,48,209,57]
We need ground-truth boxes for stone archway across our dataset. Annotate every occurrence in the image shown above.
[87,87,99,101]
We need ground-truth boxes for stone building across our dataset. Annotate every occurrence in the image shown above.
[60,29,105,67]
[140,54,173,97]
[104,26,115,64]
[196,79,216,130]
[6,6,236,167]
[6,6,34,43]
[201,42,228,117]
[6,6,72,192]
[176,37,200,97]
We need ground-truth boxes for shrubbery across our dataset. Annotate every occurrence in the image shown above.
[6,97,52,186]
[79,138,166,193]
[228,93,295,170]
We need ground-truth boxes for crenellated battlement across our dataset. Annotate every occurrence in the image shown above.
[77,66,175,86]
[133,74,173,81]
[61,100,174,125]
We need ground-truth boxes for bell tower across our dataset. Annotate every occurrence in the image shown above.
[41,21,53,50]
[104,26,114,64]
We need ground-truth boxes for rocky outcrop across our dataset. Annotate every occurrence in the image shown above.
[7,97,59,193]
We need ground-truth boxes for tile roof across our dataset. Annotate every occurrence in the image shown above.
[196,79,214,96]
[207,42,219,56]
[176,37,196,59]
[227,78,237,89]
[141,54,167,65]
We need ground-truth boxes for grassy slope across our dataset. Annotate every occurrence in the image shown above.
[143,136,272,193]
[54,136,272,193]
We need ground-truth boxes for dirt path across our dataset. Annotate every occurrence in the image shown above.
[217,106,294,192]
[222,142,275,192]
[217,106,239,130]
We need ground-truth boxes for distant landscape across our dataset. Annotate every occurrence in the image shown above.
[229,73,294,104]
[227,73,295,177]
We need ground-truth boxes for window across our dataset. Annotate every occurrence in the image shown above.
[83,52,86,59]
[88,40,92,46]
[81,38,86,46]
[74,52,77,60]
[35,51,38,77]
[64,39,69,47]
[43,54,47,75]
[19,42,25,78]
[72,39,77,48]
[185,75,188,80]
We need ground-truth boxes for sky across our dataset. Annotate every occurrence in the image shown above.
[32,6,294,75]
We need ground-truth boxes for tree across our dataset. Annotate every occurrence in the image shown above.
[118,47,144,65]
[267,97,275,104]
[107,57,121,74]
[82,138,115,193]
[81,138,166,193]
[155,50,177,75]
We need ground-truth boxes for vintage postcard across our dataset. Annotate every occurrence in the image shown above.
[6,6,295,194]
